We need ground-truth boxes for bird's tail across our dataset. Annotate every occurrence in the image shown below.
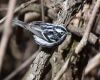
[12,18,27,30]
[12,18,45,40]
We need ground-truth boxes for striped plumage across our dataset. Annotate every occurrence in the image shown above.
[13,19,67,47]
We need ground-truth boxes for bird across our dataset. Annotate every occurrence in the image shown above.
[12,19,68,47]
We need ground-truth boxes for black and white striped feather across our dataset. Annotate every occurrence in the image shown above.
[13,19,67,47]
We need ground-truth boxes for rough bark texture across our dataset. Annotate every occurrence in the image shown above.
[22,51,51,80]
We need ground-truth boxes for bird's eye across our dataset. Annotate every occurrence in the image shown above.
[60,32,64,35]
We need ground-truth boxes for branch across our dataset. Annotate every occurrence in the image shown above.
[75,0,100,54]
[3,48,41,80]
[0,0,37,24]
[22,48,54,80]
[0,0,16,71]
[85,52,100,75]
[67,25,98,45]
[53,55,71,80]
[41,0,45,22]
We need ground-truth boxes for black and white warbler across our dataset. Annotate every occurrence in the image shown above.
[13,19,67,47]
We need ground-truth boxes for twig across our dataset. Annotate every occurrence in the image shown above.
[75,0,100,54]
[41,0,45,22]
[0,0,37,24]
[67,25,98,45]
[0,0,16,71]
[56,35,72,80]
[85,52,100,75]
[53,52,72,80]
[3,48,41,80]
[0,8,7,11]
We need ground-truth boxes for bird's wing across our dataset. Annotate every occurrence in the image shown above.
[13,20,49,42]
